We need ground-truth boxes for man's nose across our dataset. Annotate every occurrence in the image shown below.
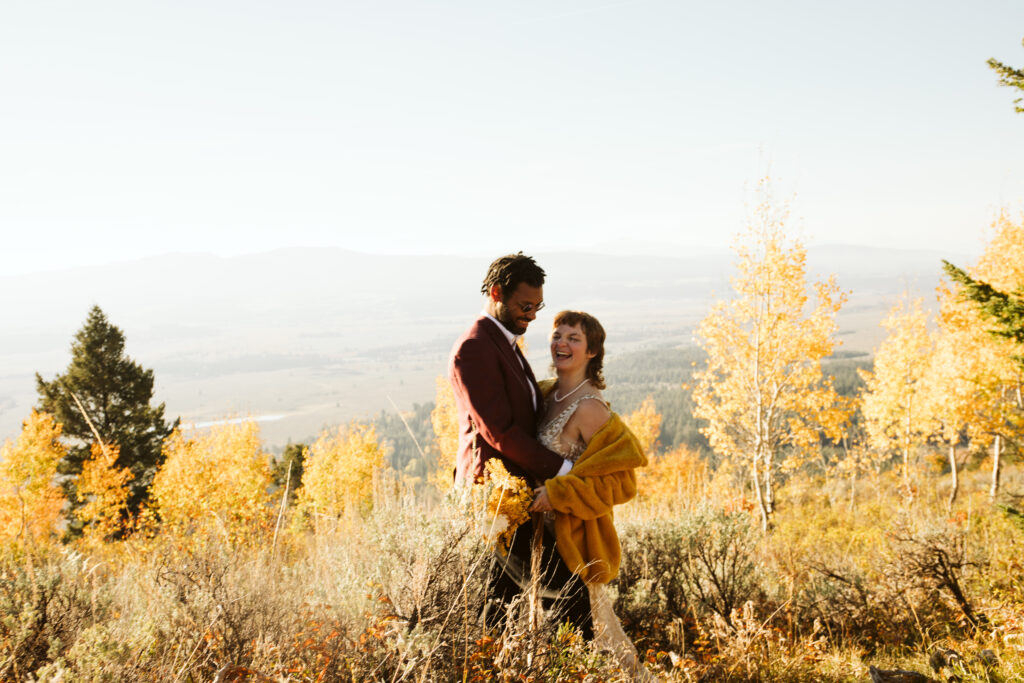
[525,308,537,321]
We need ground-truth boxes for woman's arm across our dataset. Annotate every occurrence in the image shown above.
[567,397,611,446]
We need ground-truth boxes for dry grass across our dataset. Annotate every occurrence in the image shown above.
[1,461,1022,682]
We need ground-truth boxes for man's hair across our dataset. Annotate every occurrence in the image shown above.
[552,310,606,390]
[480,252,546,297]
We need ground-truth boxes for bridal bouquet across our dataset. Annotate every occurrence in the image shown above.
[480,459,533,556]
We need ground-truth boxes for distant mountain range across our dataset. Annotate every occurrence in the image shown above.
[0,244,973,448]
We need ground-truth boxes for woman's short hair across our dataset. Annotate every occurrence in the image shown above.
[552,310,606,390]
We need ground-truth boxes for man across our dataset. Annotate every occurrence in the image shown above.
[448,252,593,638]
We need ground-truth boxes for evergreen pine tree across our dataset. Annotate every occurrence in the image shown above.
[942,260,1024,367]
[270,442,306,505]
[989,37,1024,114]
[35,305,178,526]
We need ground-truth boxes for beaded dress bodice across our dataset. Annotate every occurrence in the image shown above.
[538,391,604,462]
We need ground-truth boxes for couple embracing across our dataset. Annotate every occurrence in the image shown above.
[448,252,647,675]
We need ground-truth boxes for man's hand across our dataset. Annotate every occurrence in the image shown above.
[529,485,553,513]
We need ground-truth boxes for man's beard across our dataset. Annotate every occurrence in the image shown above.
[495,303,527,335]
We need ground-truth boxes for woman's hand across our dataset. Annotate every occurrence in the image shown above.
[529,485,553,513]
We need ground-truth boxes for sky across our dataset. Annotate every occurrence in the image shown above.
[2,0,1023,276]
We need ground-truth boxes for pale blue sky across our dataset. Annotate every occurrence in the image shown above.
[2,0,1023,275]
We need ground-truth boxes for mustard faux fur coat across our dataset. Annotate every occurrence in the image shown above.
[541,388,647,584]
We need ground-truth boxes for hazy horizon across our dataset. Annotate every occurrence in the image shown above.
[0,244,972,448]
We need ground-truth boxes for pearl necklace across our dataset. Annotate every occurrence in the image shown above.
[553,378,589,402]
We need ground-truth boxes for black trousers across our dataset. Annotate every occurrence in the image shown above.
[484,519,593,640]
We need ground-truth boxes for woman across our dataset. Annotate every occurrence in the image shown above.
[528,310,648,676]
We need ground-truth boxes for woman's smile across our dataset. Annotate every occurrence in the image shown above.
[550,324,594,371]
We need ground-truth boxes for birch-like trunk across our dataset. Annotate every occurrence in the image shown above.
[902,406,913,501]
[752,453,769,532]
[947,442,959,513]
[990,434,1002,502]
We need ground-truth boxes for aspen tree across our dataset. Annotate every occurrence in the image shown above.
[151,421,274,545]
[624,396,662,457]
[429,376,459,488]
[0,411,67,545]
[860,297,934,500]
[75,443,133,543]
[296,421,387,519]
[692,183,848,531]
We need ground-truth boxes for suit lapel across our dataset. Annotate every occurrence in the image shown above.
[480,318,531,396]
[514,343,543,415]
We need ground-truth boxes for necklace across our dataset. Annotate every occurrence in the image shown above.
[553,378,589,402]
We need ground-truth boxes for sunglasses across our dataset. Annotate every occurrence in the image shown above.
[516,301,545,314]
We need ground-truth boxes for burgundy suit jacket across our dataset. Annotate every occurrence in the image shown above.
[449,316,564,485]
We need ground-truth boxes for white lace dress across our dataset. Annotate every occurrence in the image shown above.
[539,390,646,677]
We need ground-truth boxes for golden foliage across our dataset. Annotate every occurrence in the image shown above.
[0,410,67,545]
[636,445,708,510]
[691,182,849,528]
[430,375,459,489]
[75,443,133,544]
[151,421,274,545]
[931,213,1024,450]
[927,213,1024,499]
[623,395,662,457]
[859,296,934,491]
[296,421,387,520]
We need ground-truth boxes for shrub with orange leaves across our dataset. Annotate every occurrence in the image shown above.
[0,410,67,546]
[151,421,274,546]
[74,442,134,544]
[637,444,709,510]
[296,421,387,520]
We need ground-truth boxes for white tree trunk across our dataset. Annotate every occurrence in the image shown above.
[752,452,769,533]
[947,442,959,513]
[990,434,1002,502]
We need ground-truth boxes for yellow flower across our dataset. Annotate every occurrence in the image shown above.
[480,459,533,556]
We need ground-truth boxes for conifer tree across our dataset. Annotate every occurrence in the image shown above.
[35,305,178,523]
[989,37,1024,114]
[939,213,1024,499]
[942,261,1024,366]
[271,442,307,506]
